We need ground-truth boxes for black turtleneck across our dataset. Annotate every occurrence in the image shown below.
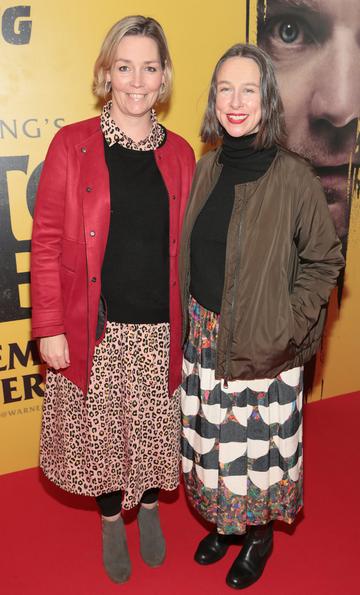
[190,132,277,313]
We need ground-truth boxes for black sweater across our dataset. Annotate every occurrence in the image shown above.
[101,139,169,323]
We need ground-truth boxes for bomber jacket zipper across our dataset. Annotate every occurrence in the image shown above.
[222,197,246,388]
[221,185,256,386]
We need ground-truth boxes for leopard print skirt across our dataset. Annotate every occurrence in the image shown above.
[40,321,181,509]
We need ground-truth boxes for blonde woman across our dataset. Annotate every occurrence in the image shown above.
[31,15,195,584]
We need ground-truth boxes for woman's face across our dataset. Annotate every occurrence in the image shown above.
[215,57,262,137]
[106,35,164,124]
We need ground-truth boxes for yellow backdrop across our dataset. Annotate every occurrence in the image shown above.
[0,0,358,475]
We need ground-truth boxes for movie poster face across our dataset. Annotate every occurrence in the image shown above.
[257,0,360,251]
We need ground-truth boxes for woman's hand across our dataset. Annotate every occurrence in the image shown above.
[39,334,70,370]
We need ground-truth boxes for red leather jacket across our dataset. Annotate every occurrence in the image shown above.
[31,116,195,396]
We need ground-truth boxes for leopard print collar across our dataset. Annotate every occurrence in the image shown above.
[101,100,165,150]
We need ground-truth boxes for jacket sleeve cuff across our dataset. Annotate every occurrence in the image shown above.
[32,324,65,339]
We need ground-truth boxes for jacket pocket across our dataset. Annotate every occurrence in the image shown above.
[291,301,326,350]
[290,305,306,347]
[61,237,79,273]
[287,297,296,342]
[262,285,297,368]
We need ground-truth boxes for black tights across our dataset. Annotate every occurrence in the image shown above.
[96,488,159,517]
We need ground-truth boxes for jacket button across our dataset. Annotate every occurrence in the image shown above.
[172,280,177,287]
[172,239,176,244]
[86,186,92,192]
[172,195,176,200]
[90,230,96,237]
[91,276,96,283]
[81,147,87,153]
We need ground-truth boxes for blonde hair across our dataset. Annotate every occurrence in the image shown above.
[93,15,173,103]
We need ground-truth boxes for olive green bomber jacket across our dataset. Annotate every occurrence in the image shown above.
[179,147,345,382]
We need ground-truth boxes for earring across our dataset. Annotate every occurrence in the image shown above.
[105,80,112,94]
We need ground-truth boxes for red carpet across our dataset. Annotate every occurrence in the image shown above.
[1,392,359,595]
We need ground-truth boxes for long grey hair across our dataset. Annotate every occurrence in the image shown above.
[201,43,286,148]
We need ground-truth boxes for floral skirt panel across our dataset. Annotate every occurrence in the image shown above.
[41,321,181,509]
[181,297,303,535]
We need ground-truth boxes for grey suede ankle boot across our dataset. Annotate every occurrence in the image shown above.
[101,516,131,583]
[137,504,166,567]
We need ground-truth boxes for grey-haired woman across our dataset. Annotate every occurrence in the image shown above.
[179,43,343,590]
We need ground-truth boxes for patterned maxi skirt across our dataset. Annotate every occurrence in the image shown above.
[40,321,181,509]
[181,297,303,534]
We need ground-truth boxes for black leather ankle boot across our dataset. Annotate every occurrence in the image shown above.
[194,532,231,565]
[226,522,273,589]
